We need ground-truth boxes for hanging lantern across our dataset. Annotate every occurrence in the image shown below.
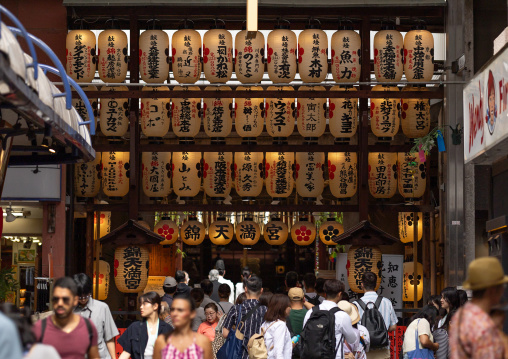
[398,212,423,243]
[297,86,326,143]
[139,28,169,83]
[172,86,201,143]
[265,152,294,198]
[73,86,98,132]
[203,86,233,143]
[319,219,344,246]
[203,25,233,83]
[398,152,426,199]
[94,210,111,240]
[66,29,96,83]
[403,262,424,302]
[370,85,400,141]
[368,152,397,199]
[298,25,328,83]
[234,152,263,199]
[404,25,434,83]
[264,218,288,246]
[265,86,295,143]
[99,86,129,142]
[172,152,202,200]
[295,152,325,200]
[75,155,101,198]
[98,28,128,83]
[140,86,170,141]
[236,218,261,246]
[328,152,358,200]
[235,86,265,143]
[331,25,361,83]
[93,259,110,300]
[155,216,179,246]
[373,25,403,83]
[329,86,358,143]
[267,24,297,83]
[401,86,431,139]
[141,152,172,200]
[209,217,234,246]
[347,246,383,293]
[180,216,206,245]
[172,24,202,84]
[102,151,130,199]
[235,30,265,84]
[114,245,149,293]
[203,152,232,200]
[291,218,316,246]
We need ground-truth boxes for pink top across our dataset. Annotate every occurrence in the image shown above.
[161,334,204,359]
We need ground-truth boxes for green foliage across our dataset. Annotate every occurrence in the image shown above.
[410,127,444,156]
[0,267,19,302]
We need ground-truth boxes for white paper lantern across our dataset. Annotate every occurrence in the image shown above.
[374,25,403,83]
[203,86,233,142]
[267,25,297,83]
[66,29,96,83]
[297,86,326,142]
[403,26,434,83]
[235,30,265,84]
[234,152,263,199]
[235,86,264,142]
[295,152,324,200]
[141,152,172,200]
[331,26,361,83]
[140,86,170,141]
[265,86,295,142]
[139,29,169,83]
[265,152,294,198]
[172,25,202,84]
[298,25,328,83]
[171,86,202,143]
[99,86,129,142]
[98,29,128,83]
[329,86,358,143]
[203,25,233,83]
[172,152,202,199]
[203,152,232,200]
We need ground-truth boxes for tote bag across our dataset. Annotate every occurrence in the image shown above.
[405,320,435,359]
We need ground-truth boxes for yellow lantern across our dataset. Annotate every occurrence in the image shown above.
[234,152,263,199]
[236,218,261,246]
[331,26,361,83]
[73,86,98,132]
[329,86,358,143]
[401,86,431,139]
[265,86,295,142]
[265,152,294,198]
[139,29,169,83]
[100,86,129,142]
[94,209,111,240]
[298,25,328,83]
[368,152,397,199]
[235,30,265,84]
[209,217,234,246]
[235,86,264,142]
[203,152,232,200]
[141,152,172,200]
[319,219,344,246]
[347,245,383,293]
[155,216,179,246]
[398,152,426,199]
[181,216,206,245]
[291,218,316,246]
[93,259,110,300]
[203,25,233,83]
[172,152,202,200]
[172,25,202,84]
[203,86,233,143]
[328,152,358,200]
[114,245,149,293]
[297,86,326,142]
[172,86,202,143]
[295,152,324,200]
[267,25,297,83]
[102,151,130,199]
[398,212,423,243]
[140,86,170,141]
[75,155,101,198]
[370,85,400,141]
[404,26,434,83]
[66,29,96,83]
[373,25,403,83]
[264,218,288,245]
[403,262,424,302]
[98,29,128,83]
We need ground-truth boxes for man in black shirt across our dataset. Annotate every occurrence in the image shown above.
[161,276,177,307]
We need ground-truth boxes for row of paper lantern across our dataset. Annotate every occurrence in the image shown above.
[66,24,433,84]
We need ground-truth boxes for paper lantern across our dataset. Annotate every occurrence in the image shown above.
[203,86,233,142]
[141,152,172,200]
[291,219,316,246]
[403,262,424,302]
[181,217,206,245]
[331,26,361,83]
[236,218,261,246]
[398,212,423,243]
[98,29,128,83]
[319,219,344,246]
[235,30,265,84]
[99,86,129,141]
[370,85,400,141]
[401,86,430,139]
[265,86,295,142]
[328,152,358,200]
[155,217,179,246]
[297,86,326,142]
[73,86,98,131]
[329,86,358,143]
[172,25,201,84]
[397,152,426,199]
[140,86,170,141]
[264,219,288,245]
[235,86,264,142]
[347,246,383,293]
[66,29,96,83]
[94,209,111,240]
[373,25,403,83]
[295,152,324,200]
[368,152,397,199]
[203,152,232,200]
[172,152,202,200]
[139,29,169,83]
[203,26,233,83]
[171,86,201,143]
[102,151,130,199]
[209,217,234,246]
[234,152,263,199]
[267,25,297,83]
[265,152,294,198]
[75,155,101,198]
[93,259,110,300]
[298,26,328,83]
[114,245,149,293]
[404,26,434,83]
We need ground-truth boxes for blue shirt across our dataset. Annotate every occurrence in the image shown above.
[0,312,22,359]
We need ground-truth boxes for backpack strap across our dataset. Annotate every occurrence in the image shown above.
[374,296,383,309]
[241,304,260,322]
[217,302,226,314]
[84,318,93,354]
[39,318,47,343]
[328,307,341,357]
[286,315,295,336]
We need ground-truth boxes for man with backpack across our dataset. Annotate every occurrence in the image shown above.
[301,279,358,359]
[353,272,398,359]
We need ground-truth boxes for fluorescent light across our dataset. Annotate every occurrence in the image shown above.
[3,212,24,217]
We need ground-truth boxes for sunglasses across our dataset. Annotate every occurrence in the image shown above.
[52,296,72,305]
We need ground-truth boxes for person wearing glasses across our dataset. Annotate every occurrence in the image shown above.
[33,276,100,359]
[73,273,119,359]
[197,303,220,341]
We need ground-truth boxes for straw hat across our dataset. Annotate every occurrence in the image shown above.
[338,300,360,325]
[463,257,508,291]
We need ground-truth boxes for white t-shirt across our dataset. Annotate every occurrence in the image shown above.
[402,319,434,353]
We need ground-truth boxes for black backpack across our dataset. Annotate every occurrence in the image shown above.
[300,306,342,359]
[357,296,389,349]
[304,294,321,306]
[286,316,302,359]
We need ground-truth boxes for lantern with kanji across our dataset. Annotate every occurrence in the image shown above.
[401,86,431,139]
[140,86,170,141]
[297,86,326,143]
[295,152,324,200]
[298,25,328,83]
[234,152,263,199]
[94,209,111,240]
[73,86,98,131]
[265,86,295,143]
[267,24,297,83]
[203,86,233,143]
[235,30,265,84]
[291,218,316,246]
[203,152,232,200]
[398,152,426,199]
[264,218,288,245]
[329,86,358,143]
[328,152,358,200]
[75,155,101,198]
[319,219,344,246]
[347,245,383,293]
[404,25,434,83]
[368,152,397,199]
[98,28,128,83]
[141,152,171,200]
[265,152,294,198]
[373,25,403,83]
[203,25,233,83]
[172,24,201,84]
[114,245,149,293]
[172,86,202,143]
[235,86,265,143]
[236,217,261,246]
[209,217,234,246]
[93,259,110,300]
[172,152,202,200]
[102,151,130,199]
[139,29,170,83]
[154,216,179,246]
[180,216,206,245]
[66,29,96,83]
[331,25,361,83]
[403,261,423,302]
[398,212,423,243]
[370,85,400,141]
[100,86,129,142]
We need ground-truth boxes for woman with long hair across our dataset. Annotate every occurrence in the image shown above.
[433,287,460,359]
[402,305,440,359]
[258,294,292,359]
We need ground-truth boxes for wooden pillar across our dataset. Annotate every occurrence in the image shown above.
[413,211,418,308]
[85,206,94,278]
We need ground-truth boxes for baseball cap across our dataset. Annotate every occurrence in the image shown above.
[288,287,304,301]
[216,259,226,271]
[163,276,177,287]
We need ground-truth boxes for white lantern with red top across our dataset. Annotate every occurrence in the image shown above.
[139,28,169,83]
[98,28,128,83]
[331,25,361,83]
[172,152,202,200]
[140,86,170,142]
[203,152,232,200]
[295,152,325,201]
[66,29,96,83]
[234,152,264,199]
[374,25,404,83]
[265,86,295,143]
[203,25,233,83]
[265,152,294,198]
[141,152,172,200]
[235,30,265,84]
[267,24,297,83]
[235,86,264,143]
[172,86,202,143]
[329,86,358,143]
[172,24,202,84]
[298,24,328,83]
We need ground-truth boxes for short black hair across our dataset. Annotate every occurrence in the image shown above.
[315,277,327,294]
[163,284,177,295]
[303,273,316,289]
[201,279,213,295]
[54,277,78,296]
[457,289,468,306]
[218,283,231,299]
[175,270,186,283]
[190,288,205,303]
[323,279,345,299]
[73,273,93,297]
[246,275,263,294]
[139,291,162,315]
[361,272,378,291]
[285,271,299,288]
